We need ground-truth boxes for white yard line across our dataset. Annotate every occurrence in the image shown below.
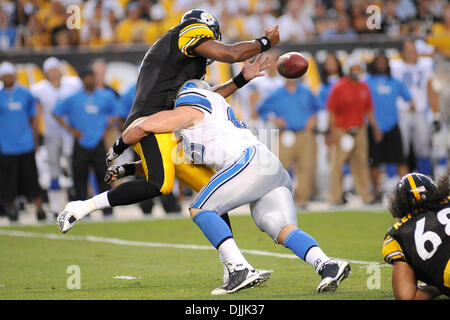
[0,229,390,267]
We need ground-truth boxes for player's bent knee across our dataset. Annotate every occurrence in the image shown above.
[277,224,297,245]
[189,207,201,219]
[250,186,298,243]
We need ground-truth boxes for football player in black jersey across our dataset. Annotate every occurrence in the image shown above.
[57,9,279,290]
[382,171,450,299]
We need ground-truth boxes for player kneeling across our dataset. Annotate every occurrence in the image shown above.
[115,79,350,294]
[383,172,450,299]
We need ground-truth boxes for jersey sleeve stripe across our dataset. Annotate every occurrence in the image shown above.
[179,24,213,38]
[382,236,406,264]
[175,94,212,113]
[384,251,405,264]
[180,36,204,56]
[178,25,214,57]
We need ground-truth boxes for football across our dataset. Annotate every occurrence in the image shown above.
[277,52,309,78]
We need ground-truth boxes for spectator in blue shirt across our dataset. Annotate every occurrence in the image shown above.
[53,68,122,216]
[0,10,16,50]
[366,52,412,199]
[0,62,46,221]
[119,83,136,119]
[257,78,319,208]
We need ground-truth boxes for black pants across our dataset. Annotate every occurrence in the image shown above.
[107,133,168,207]
[0,151,41,204]
[72,140,111,206]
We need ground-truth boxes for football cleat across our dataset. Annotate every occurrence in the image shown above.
[317,260,351,293]
[222,263,272,285]
[57,201,82,233]
[211,264,260,295]
[255,269,272,284]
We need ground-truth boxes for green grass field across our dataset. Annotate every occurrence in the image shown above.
[0,210,398,300]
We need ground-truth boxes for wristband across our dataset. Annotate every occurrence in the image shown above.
[122,163,136,176]
[112,135,129,155]
[232,72,250,89]
[256,36,271,52]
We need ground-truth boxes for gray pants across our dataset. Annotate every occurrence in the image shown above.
[190,144,297,242]
[45,134,74,180]
[398,110,431,158]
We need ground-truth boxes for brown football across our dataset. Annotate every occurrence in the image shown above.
[277,52,309,79]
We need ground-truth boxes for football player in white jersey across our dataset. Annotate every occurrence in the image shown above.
[30,57,82,215]
[390,40,440,176]
[114,79,351,295]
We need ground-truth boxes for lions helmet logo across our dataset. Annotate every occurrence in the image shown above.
[181,81,198,91]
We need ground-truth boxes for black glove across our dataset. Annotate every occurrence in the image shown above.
[104,163,136,183]
[106,135,129,166]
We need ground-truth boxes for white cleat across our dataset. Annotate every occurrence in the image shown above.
[317,260,351,293]
[57,201,82,233]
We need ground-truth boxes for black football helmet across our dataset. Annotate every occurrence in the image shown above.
[181,9,221,41]
[396,173,437,204]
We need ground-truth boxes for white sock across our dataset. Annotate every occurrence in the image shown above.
[93,192,111,210]
[218,238,252,271]
[304,246,331,272]
[75,192,110,220]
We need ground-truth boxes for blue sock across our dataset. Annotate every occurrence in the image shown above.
[437,157,447,166]
[385,163,397,178]
[417,157,432,176]
[49,178,60,190]
[89,172,99,194]
[284,228,318,260]
[193,210,233,249]
[343,163,351,175]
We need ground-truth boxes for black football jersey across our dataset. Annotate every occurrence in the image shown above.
[382,198,450,296]
[124,18,215,128]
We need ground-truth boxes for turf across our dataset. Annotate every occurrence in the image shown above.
[0,210,397,300]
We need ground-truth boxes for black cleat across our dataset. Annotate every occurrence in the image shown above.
[317,260,351,293]
[211,265,260,295]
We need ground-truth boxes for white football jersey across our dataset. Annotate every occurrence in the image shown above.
[390,57,433,112]
[30,76,82,135]
[174,87,261,171]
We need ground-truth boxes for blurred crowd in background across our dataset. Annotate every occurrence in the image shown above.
[0,0,449,56]
[0,0,449,223]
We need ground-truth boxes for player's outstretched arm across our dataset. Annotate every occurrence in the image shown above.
[213,54,271,98]
[392,261,441,300]
[122,107,204,145]
[194,25,279,63]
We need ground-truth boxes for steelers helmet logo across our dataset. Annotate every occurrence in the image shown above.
[200,12,215,25]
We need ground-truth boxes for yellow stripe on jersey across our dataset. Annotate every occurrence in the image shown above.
[178,23,214,57]
[154,133,177,195]
[382,235,406,264]
[444,259,450,289]
[132,142,149,180]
